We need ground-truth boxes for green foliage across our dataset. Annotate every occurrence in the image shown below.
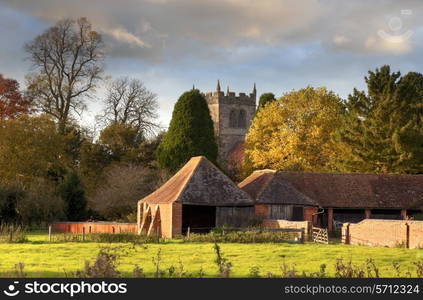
[182,229,298,243]
[99,123,144,163]
[156,90,218,172]
[335,65,423,173]
[0,115,68,182]
[59,172,88,221]
[258,92,276,110]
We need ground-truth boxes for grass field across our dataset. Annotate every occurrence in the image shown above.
[0,232,422,277]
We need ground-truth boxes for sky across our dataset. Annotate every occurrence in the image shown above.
[1,0,423,129]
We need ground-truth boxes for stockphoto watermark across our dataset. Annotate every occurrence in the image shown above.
[2,280,127,298]
[378,9,414,43]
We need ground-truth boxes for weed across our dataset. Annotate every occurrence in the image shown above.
[213,243,232,278]
[249,266,261,278]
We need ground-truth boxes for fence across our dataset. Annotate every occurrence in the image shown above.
[342,219,423,249]
[312,227,329,244]
[50,222,137,234]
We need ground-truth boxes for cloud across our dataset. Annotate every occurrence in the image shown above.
[104,26,151,48]
[3,0,422,62]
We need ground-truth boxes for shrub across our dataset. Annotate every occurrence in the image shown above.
[76,248,120,278]
[50,233,162,244]
[183,229,298,243]
[334,258,365,278]
[0,224,27,243]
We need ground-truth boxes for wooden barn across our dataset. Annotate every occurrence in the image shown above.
[137,156,254,238]
[239,170,423,231]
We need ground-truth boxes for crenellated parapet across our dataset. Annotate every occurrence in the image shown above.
[200,80,257,162]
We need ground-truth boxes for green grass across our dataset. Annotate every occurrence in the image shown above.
[0,232,422,277]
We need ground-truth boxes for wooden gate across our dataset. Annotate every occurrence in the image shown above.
[312,227,328,244]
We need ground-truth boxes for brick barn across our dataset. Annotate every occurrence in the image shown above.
[137,156,254,238]
[138,156,423,237]
[239,170,423,231]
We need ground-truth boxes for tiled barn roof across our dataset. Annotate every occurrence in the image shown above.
[139,156,254,206]
[238,170,318,206]
[239,171,423,209]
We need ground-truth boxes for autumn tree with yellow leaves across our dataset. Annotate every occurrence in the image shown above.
[245,87,344,172]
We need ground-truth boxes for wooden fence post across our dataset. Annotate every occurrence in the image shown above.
[405,223,410,249]
[187,227,190,239]
[82,227,86,242]
[48,225,52,242]
[9,224,13,243]
[299,229,304,243]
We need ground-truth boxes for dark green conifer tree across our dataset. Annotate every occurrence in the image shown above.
[335,65,423,173]
[156,89,218,172]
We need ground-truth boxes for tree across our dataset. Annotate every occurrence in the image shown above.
[0,74,32,119]
[59,171,87,221]
[156,89,218,172]
[258,93,276,110]
[335,65,423,173]
[97,77,159,137]
[91,164,168,221]
[25,18,104,134]
[0,115,68,183]
[98,122,143,163]
[245,87,344,172]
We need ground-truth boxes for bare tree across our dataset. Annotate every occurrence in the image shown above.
[25,18,104,134]
[91,164,169,220]
[97,77,159,137]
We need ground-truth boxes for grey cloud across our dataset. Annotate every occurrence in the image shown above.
[4,0,423,62]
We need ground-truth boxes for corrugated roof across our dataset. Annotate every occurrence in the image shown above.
[239,171,423,209]
[139,156,254,206]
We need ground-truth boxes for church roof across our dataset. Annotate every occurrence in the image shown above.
[225,141,245,166]
[239,170,423,209]
[139,156,254,206]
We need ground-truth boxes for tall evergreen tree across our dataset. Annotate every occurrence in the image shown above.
[335,65,423,173]
[156,89,218,172]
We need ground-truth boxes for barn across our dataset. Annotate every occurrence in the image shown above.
[238,170,319,223]
[239,170,423,231]
[137,156,254,238]
[138,157,423,237]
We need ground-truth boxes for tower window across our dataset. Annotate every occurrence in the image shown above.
[238,109,247,128]
[229,110,237,128]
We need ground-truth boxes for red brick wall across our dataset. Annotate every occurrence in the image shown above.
[51,222,137,234]
[342,219,423,249]
[255,205,269,219]
[172,202,182,237]
[262,219,311,238]
[408,221,423,249]
[304,207,318,225]
[158,203,173,238]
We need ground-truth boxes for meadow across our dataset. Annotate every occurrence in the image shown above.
[0,232,422,278]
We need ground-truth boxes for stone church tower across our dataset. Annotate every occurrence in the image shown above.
[203,80,256,161]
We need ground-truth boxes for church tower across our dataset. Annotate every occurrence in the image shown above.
[203,81,256,162]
